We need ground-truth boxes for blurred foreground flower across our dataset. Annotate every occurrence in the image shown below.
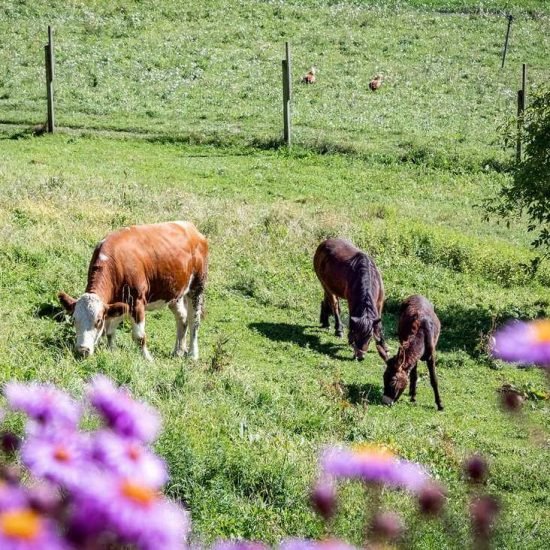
[0,377,189,549]
[321,445,430,493]
[492,319,550,366]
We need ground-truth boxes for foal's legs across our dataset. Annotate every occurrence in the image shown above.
[409,363,418,403]
[426,353,443,411]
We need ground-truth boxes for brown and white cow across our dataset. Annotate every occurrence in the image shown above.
[58,221,208,361]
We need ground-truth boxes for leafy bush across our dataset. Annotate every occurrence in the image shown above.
[488,87,550,254]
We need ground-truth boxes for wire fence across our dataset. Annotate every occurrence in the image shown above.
[1,5,547,165]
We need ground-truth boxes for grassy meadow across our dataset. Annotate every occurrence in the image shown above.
[1,0,549,548]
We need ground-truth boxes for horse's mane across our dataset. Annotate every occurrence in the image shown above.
[348,253,379,318]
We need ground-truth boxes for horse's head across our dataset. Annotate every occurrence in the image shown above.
[348,315,380,361]
[382,348,408,405]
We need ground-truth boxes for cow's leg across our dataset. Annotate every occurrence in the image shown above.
[169,296,188,357]
[373,320,389,362]
[409,363,418,403]
[426,354,443,411]
[131,302,153,362]
[320,293,331,329]
[105,316,123,349]
[187,290,204,361]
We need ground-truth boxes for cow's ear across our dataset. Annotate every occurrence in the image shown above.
[106,302,129,318]
[58,292,76,314]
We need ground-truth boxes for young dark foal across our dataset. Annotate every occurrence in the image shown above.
[382,295,443,410]
[313,238,388,362]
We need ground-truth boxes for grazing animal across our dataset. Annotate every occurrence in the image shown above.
[369,75,383,91]
[58,221,208,361]
[313,238,388,362]
[382,295,443,410]
[302,66,317,84]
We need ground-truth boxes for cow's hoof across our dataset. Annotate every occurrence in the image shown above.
[335,331,343,338]
[437,405,444,412]
[172,349,187,358]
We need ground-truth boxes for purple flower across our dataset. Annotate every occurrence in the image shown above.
[321,445,429,493]
[492,319,550,366]
[0,484,28,511]
[91,430,168,487]
[21,431,92,489]
[72,473,189,550]
[310,478,337,520]
[280,539,356,550]
[213,541,268,550]
[88,376,161,443]
[5,382,80,429]
[0,506,69,549]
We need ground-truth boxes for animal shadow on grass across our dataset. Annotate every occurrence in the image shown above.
[249,322,353,360]
[343,382,384,405]
[34,302,66,322]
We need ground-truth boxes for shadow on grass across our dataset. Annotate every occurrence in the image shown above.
[343,382,384,405]
[34,302,66,322]
[249,322,353,360]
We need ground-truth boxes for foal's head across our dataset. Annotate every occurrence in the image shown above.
[348,315,381,361]
[382,348,409,405]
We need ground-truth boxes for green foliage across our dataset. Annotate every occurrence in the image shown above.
[490,87,550,252]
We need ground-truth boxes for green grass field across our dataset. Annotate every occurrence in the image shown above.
[1,1,549,548]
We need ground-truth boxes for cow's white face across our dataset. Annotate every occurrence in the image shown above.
[73,293,105,356]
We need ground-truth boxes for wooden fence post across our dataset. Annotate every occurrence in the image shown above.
[282,42,291,147]
[516,64,527,163]
[45,25,55,133]
[501,15,513,69]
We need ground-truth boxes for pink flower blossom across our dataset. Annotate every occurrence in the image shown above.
[280,539,356,550]
[5,382,80,429]
[213,541,268,550]
[91,430,167,487]
[73,472,189,550]
[21,431,92,489]
[492,319,550,366]
[0,483,27,511]
[0,506,69,550]
[88,376,161,443]
[321,445,430,493]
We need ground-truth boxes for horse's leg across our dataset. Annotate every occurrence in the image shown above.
[373,321,389,362]
[330,295,343,338]
[320,293,331,329]
[409,363,418,403]
[426,353,443,411]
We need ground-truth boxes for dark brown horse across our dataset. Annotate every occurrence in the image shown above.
[382,295,443,410]
[313,238,388,361]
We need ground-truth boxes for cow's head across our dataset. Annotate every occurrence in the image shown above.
[348,315,380,361]
[382,348,409,406]
[58,292,128,357]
